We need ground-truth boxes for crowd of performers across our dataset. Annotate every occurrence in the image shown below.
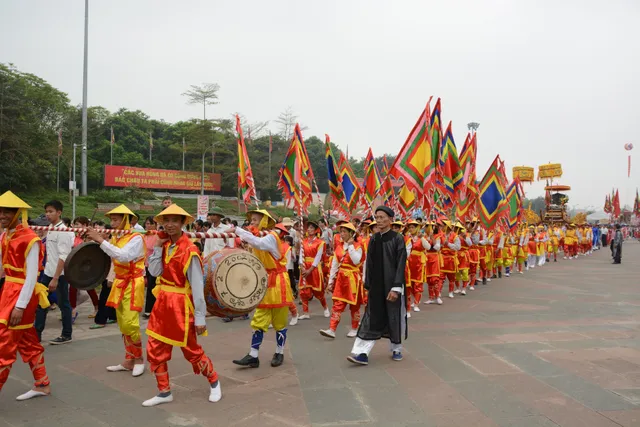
[0,189,615,408]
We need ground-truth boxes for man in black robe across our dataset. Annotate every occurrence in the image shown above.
[347,206,407,365]
[612,224,623,264]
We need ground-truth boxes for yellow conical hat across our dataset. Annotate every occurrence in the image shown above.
[154,203,194,225]
[247,209,276,230]
[338,222,357,233]
[0,191,31,209]
[105,204,137,218]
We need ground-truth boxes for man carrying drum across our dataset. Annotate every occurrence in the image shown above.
[84,204,146,378]
[143,204,221,407]
[232,209,294,369]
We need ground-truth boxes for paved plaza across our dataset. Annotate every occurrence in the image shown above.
[2,242,640,427]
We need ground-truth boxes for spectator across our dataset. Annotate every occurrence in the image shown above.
[161,196,172,209]
[130,214,145,231]
[203,207,230,257]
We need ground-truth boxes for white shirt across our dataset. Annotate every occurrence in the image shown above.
[148,242,206,327]
[328,242,363,285]
[133,223,145,231]
[99,234,145,263]
[0,230,40,309]
[299,237,324,268]
[235,227,281,260]
[44,221,74,277]
[203,222,231,257]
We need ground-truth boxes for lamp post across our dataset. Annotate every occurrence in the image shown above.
[72,144,78,219]
[80,0,89,196]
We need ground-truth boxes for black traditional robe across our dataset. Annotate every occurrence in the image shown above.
[357,229,408,344]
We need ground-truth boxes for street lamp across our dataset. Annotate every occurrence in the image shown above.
[467,122,480,133]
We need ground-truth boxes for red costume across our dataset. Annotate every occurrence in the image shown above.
[407,236,427,306]
[426,233,443,301]
[328,240,364,331]
[146,233,218,394]
[0,225,49,394]
[440,232,459,293]
[299,237,328,314]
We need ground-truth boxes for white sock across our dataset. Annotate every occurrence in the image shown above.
[16,389,48,401]
[249,348,259,358]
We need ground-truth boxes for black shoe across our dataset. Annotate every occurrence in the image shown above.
[554,259,557,262]
[233,354,260,368]
[49,336,72,345]
[271,353,284,367]
[498,272,502,279]
[482,278,487,285]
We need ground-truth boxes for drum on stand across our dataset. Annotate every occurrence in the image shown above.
[203,248,268,318]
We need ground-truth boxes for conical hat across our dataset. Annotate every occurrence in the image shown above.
[338,222,357,233]
[0,191,31,209]
[405,220,420,226]
[155,204,194,225]
[105,204,137,218]
[393,220,406,227]
[247,209,276,229]
[454,221,465,229]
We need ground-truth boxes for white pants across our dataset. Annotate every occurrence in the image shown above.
[528,254,537,268]
[351,296,406,355]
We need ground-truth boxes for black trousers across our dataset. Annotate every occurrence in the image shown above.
[95,280,116,325]
[144,268,157,314]
[35,274,72,340]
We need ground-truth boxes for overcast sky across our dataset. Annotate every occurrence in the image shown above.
[2,0,639,208]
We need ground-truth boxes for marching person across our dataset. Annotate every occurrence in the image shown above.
[467,219,480,290]
[233,210,294,368]
[143,204,221,407]
[84,205,146,378]
[612,224,623,264]
[34,200,75,344]
[405,220,429,310]
[274,223,299,326]
[347,206,407,365]
[298,221,329,319]
[0,191,52,401]
[440,220,460,299]
[319,222,364,339]
[455,222,471,295]
[424,220,443,305]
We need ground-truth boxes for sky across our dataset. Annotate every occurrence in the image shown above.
[2,0,639,209]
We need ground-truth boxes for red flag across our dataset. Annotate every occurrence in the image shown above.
[58,129,62,156]
[236,114,257,205]
[613,189,621,218]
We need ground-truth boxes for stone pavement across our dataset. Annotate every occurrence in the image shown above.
[2,242,640,427]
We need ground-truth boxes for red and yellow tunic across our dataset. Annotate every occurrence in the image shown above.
[146,233,201,347]
[408,236,427,285]
[486,232,496,268]
[536,232,547,256]
[469,231,480,266]
[503,234,515,267]
[441,232,459,274]
[252,231,293,309]
[426,234,442,278]
[331,241,364,305]
[107,233,145,312]
[457,235,470,272]
[0,226,46,330]
[494,231,504,266]
[299,237,325,292]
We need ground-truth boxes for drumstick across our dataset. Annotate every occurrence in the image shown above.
[28,225,267,239]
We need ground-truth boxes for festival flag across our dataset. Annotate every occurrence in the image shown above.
[456,195,474,221]
[236,115,257,206]
[398,186,416,218]
[634,189,640,217]
[613,189,621,218]
[604,194,612,214]
[294,124,320,209]
[363,148,382,206]
[278,129,307,212]
[506,180,522,231]
[325,135,348,215]
[427,98,442,190]
[380,155,397,209]
[477,155,508,230]
[58,129,63,156]
[338,151,361,212]
[438,121,463,201]
[389,102,431,198]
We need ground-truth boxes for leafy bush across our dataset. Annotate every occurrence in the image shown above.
[91,189,126,203]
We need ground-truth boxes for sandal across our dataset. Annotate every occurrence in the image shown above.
[106,319,117,324]
[90,324,106,329]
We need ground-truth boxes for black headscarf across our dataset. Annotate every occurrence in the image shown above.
[375,206,394,219]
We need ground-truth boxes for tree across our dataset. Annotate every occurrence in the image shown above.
[182,83,220,120]
[275,106,307,141]
[233,113,269,141]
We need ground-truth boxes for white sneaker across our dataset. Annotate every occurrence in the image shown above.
[289,315,299,326]
[526,266,529,271]
[411,303,415,308]
[505,273,510,277]
[448,292,454,299]
[469,286,475,291]
[454,289,461,294]
[323,308,331,318]
[487,278,492,282]
[436,298,443,305]
[142,394,174,407]
[319,329,336,338]
[346,329,358,338]
[106,364,130,373]
[424,299,434,305]
[298,313,310,320]
[406,312,411,318]
[563,256,567,260]
[16,389,48,401]
[132,364,145,377]
[209,382,222,403]
[413,306,421,312]
[268,324,273,329]
[461,289,466,295]
[519,271,524,274]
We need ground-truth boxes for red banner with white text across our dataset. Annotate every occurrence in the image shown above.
[104,165,221,191]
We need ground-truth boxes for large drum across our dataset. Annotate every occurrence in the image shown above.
[203,248,268,318]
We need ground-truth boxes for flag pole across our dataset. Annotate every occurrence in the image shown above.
[57,152,60,193]
[149,131,153,162]
[182,137,185,170]
[268,131,272,191]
